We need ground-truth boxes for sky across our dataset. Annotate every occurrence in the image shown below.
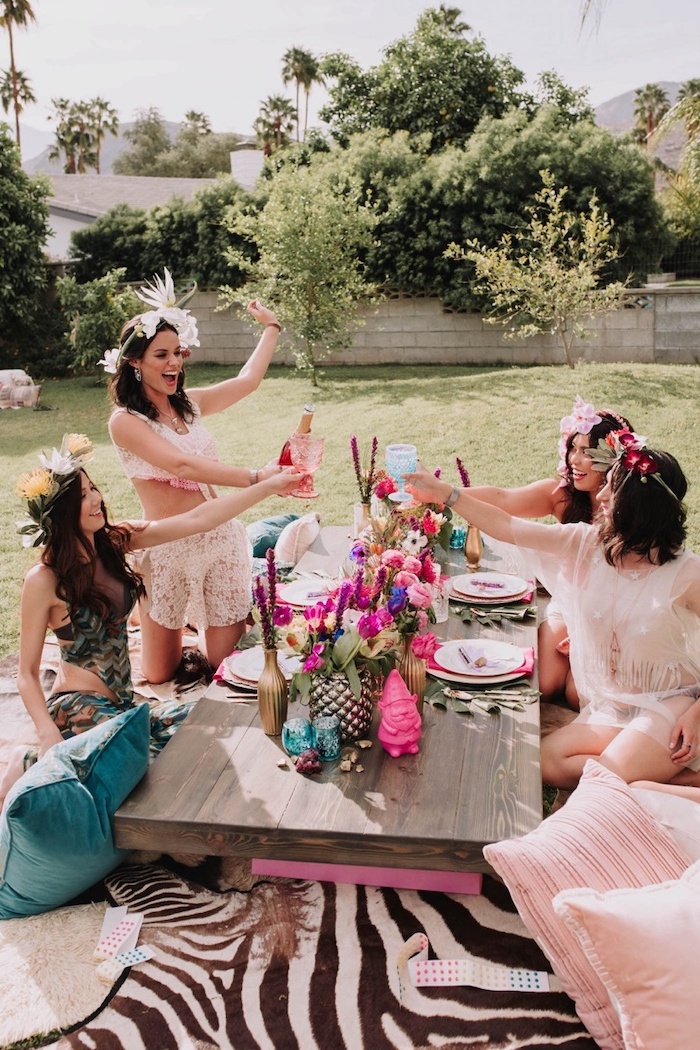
[10,0,700,154]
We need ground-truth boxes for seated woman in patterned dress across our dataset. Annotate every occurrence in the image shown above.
[406,431,700,792]
[106,270,285,684]
[0,434,299,806]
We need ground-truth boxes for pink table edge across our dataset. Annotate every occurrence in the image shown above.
[251,859,483,894]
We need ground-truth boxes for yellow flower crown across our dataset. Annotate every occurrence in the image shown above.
[16,434,94,547]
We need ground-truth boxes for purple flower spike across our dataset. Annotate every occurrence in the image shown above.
[456,457,471,488]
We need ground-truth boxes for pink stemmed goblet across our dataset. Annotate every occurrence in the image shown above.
[289,433,325,499]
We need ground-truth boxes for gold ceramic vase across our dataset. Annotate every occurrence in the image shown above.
[257,649,288,735]
[353,501,372,538]
[464,523,484,573]
[397,633,427,715]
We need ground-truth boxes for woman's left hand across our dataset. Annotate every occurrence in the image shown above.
[247,299,280,329]
[669,709,700,763]
[259,456,284,482]
[404,466,450,507]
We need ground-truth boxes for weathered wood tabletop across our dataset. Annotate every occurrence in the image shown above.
[114,526,542,872]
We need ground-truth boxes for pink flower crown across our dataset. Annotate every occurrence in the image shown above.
[587,430,680,500]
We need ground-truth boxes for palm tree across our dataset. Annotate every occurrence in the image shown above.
[633,82,670,147]
[0,66,34,135]
[281,47,323,142]
[48,97,97,173]
[87,96,118,174]
[676,79,700,138]
[434,5,471,34]
[253,94,296,155]
[0,0,36,151]
[182,110,211,136]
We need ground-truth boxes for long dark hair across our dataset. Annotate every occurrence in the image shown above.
[560,410,634,524]
[108,316,195,423]
[600,451,687,565]
[41,471,145,623]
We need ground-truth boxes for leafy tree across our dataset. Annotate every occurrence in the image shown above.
[56,269,140,374]
[68,204,151,282]
[319,7,525,151]
[528,70,594,124]
[0,123,51,364]
[655,81,700,250]
[113,107,173,175]
[448,170,629,368]
[0,66,33,128]
[114,107,239,177]
[282,46,324,141]
[253,94,297,156]
[633,82,670,147]
[0,0,35,150]
[221,158,378,383]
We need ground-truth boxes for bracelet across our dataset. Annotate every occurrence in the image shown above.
[265,322,281,332]
[249,468,259,486]
[445,486,460,508]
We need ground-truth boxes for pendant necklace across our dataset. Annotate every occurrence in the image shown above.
[158,408,185,434]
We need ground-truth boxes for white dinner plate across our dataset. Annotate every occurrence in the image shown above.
[433,639,525,677]
[278,580,338,607]
[221,648,301,685]
[427,664,529,686]
[450,572,531,601]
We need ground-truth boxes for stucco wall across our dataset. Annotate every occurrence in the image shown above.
[191,288,698,367]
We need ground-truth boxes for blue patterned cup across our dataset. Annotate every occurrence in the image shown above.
[282,718,316,756]
[312,715,341,761]
[450,526,467,549]
[385,443,417,502]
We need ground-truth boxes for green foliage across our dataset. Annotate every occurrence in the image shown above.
[451,170,629,367]
[68,180,254,290]
[221,158,378,382]
[113,106,241,178]
[0,124,51,363]
[319,7,525,152]
[55,269,139,373]
[68,203,150,283]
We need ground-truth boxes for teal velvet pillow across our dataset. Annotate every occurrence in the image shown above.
[246,514,299,557]
[0,703,150,919]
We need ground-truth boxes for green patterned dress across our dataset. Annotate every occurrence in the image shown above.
[25,590,197,768]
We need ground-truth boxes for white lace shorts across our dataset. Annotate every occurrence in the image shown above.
[138,519,252,630]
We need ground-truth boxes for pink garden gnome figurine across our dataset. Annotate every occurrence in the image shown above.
[377,669,422,757]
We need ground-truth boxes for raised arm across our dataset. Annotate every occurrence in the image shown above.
[127,468,301,550]
[17,566,64,755]
[469,478,568,521]
[404,467,567,554]
[189,300,281,417]
[109,410,279,489]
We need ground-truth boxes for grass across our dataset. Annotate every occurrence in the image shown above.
[1,360,700,659]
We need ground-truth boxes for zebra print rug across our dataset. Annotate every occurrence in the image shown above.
[47,862,596,1050]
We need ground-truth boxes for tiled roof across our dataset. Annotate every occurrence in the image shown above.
[48,174,218,218]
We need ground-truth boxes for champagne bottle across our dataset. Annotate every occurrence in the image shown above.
[279,403,315,465]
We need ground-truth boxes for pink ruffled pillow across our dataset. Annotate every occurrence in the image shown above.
[483,761,692,1050]
[554,861,700,1050]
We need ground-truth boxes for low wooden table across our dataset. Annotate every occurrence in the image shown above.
[114,526,542,879]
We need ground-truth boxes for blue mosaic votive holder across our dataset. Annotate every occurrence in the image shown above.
[450,526,467,549]
[312,715,341,761]
[281,718,316,757]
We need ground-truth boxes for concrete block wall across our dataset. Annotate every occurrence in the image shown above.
[190,287,697,367]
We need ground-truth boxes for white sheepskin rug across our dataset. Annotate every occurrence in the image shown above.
[0,901,114,1044]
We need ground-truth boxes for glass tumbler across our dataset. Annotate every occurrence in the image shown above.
[385,443,417,502]
[282,717,316,756]
[312,715,341,761]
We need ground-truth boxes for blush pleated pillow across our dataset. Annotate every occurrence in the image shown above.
[483,761,692,1050]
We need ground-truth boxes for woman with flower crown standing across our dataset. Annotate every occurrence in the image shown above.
[106,270,285,684]
[459,396,633,708]
[406,431,700,792]
[0,434,299,806]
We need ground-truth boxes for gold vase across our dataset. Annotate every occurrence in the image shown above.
[397,633,427,715]
[353,501,371,538]
[464,523,484,573]
[257,649,288,735]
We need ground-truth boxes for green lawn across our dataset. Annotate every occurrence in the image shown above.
[2,360,699,659]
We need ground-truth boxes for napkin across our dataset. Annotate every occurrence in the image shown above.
[428,647,535,678]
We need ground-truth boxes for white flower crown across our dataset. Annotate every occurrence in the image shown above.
[98,268,199,374]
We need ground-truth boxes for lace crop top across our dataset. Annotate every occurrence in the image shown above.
[112,405,219,494]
